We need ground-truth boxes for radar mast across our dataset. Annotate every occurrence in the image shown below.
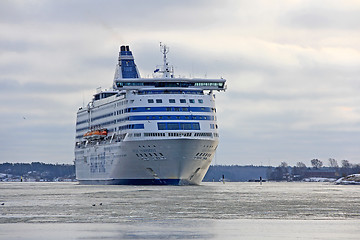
[159,42,173,78]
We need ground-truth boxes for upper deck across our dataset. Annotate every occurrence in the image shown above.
[114,78,226,91]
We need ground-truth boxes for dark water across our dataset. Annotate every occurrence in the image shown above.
[0,182,359,239]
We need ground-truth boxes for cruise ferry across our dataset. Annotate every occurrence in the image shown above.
[74,44,226,185]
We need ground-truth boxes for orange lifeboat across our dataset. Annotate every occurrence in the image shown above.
[83,128,108,140]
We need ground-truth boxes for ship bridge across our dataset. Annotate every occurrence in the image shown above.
[113,78,226,91]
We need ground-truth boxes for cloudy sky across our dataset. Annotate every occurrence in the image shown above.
[1,0,359,167]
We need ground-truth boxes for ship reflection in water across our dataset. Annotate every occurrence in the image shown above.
[1,182,360,239]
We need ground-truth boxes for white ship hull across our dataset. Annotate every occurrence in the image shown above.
[76,138,217,185]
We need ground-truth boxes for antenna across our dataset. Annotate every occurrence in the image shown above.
[159,42,172,78]
[160,42,169,66]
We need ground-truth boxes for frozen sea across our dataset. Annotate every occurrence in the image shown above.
[0,182,360,239]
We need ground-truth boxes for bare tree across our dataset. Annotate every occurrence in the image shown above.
[293,161,307,179]
[280,162,288,168]
[328,158,338,168]
[296,162,307,168]
[270,162,289,180]
[341,159,351,168]
[279,162,289,180]
[311,159,323,169]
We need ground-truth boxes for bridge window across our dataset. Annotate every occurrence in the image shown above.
[189,99,195,103]
[148,99,154,103]
[156,99,162,103]
[169,99,176,103]
[180,99,186,103]
[198,99,203,103]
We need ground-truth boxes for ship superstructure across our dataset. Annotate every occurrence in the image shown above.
[75,44,226,185]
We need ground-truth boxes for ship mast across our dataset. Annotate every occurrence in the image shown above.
[160,42,173,78]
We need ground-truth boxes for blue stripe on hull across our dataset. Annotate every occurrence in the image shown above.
[77,179,182,185]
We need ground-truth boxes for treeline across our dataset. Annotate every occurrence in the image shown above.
[204,159,360,182]
[1,159,359,182]
[268,158,360,181]
[0,162,75,181]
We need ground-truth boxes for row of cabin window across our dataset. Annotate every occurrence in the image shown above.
[132,132,217,138]
[138,90,203,95]
[77,106,209,125]
[157,122,200,131]
[130,115,215,121]
[77,100,127,124]
[148,99,203,104]
[76,114,216,132]
[76,130,219,140]
[79,123,145,134]
[116,124,144,131]
[78,120,216,134]
[127,106,213,112]
[77,111,116,125]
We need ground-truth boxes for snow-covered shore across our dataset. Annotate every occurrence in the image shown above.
[335,174,360,185]
[303,177,336,182]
